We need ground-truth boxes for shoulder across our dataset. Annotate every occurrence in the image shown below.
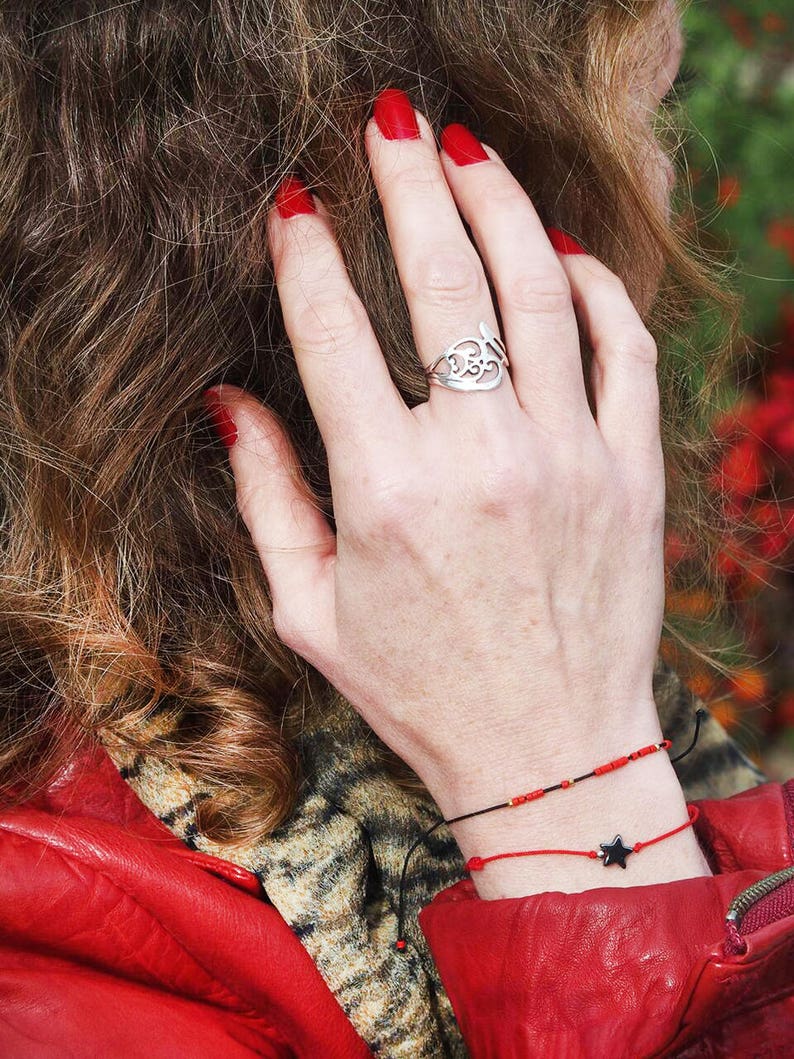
[0,744,371,1059]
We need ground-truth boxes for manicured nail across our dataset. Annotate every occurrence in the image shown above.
[275,175,316,219]
[373,88,420,140]
[441,123,489,166]
[545,227,588,255]
[203,388,238,449]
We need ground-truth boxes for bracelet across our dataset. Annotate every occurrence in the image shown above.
[444,737,674,827]
[394,708,707,952]
[465,803,700,872]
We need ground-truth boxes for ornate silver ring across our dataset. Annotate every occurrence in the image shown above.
[423,321,510,392]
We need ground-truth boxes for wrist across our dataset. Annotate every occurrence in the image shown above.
[420,702,665,821]
[420,713,713,901]
[458,753,710,899]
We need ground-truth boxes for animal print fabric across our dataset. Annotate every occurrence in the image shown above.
[106,655,767,1058]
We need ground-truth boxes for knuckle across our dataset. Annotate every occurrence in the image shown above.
[611,327,658,367]
[393,166,440,201]
[293,294,369,357]
[235,479,265,529]
[348,478,420,543]
[405,248,486,306]
[607,273,630,299]
[473,459,533,515]
[593,265,628,294]
[578,258,628,297]
[371,490,419,538]
[484,181,525,211]
[478,182,531,225]
[503,267,572,317]
[571,462,607,509]
[623,467,665,523]
[271,604,305,651]
[627,496,666,542]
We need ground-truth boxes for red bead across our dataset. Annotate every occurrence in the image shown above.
[395,939,407,951]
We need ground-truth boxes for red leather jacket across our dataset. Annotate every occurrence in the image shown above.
[0,744,792,1057]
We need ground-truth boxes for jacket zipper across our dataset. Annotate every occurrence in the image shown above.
[725,864,794,929]
[723,779,794,955]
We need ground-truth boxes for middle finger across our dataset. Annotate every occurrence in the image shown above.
[365,89,518,418]
[438,122,591,431]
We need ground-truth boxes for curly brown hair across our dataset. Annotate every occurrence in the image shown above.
[0,0,745,844]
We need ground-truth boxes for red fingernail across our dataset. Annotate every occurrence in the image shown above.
[441,123,489,166]
[545,227,588,255]
[275,175,316,219]
[203,388,238,449]
[373,88,420,140]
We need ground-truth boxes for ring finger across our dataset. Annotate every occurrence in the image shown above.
[365,89,518,418]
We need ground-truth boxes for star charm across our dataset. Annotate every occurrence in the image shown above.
[599,834,634,868]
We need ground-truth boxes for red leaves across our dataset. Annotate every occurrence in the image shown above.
[724,7,754,47]
[751,501,794,560]
[664,529,696,568]
[711,334,794,511]
[761,13,787,35]
[717,174,741,209]
[728,666,769,703]
[712,435,768,497]
[767,217,794,266]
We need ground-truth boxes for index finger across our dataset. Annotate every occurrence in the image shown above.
[268,176,414,465]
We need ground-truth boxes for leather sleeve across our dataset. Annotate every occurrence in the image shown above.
[0,948,289,1059]
[0,823,293,1059]
[0,798,373,1059]
[419,778,794,1058]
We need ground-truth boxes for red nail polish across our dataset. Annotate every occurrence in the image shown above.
[373,88,420,140]
[203,389,238,449]
[441,123,489,166]
[545,227,588,255]
[275,176,316,219]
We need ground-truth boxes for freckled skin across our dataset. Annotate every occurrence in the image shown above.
[212,0,706,897]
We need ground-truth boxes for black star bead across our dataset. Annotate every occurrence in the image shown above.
[599,834,634,868]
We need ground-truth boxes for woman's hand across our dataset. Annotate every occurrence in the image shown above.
[207,92,667,815]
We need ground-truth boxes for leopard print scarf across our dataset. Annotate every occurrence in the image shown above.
[106,656,767,1058]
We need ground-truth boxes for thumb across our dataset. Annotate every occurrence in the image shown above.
[203,384,337,662]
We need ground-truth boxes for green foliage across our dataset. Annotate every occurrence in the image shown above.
[680,0,794,335]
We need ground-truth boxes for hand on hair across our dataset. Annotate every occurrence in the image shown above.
[206,94,667,816]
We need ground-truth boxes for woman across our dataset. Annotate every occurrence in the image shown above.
[0,0,792,1055]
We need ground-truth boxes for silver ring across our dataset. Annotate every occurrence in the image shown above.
[423,321,510,392]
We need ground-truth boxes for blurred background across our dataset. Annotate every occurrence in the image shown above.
[664,0,793,778]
